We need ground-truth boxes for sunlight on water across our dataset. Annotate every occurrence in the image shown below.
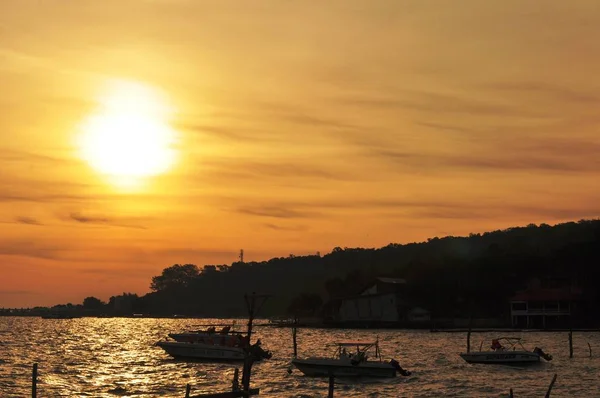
[0,317,599,397]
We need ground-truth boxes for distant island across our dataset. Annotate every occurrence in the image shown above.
[3,219,599,329]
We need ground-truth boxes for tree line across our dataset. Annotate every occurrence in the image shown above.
[7,219,598,322]
[132,219,600,321]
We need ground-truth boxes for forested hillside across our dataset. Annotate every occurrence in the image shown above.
[135,219,600,319]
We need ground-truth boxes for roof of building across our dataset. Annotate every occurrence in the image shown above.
[511,288,583,301]
[376,277,407,284]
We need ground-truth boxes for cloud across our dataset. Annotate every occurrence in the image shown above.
[0,241,63,260]
[227,196,600,224]
[236,205,317,219]
[0,149,75,165]
[204,160,347,182]
[156,248,240,259]
[262,223,307,231]
[281,113,355,130]
[485,81,600,104]
[68,212,148,229]
[15,216,43,226]
[368,135,600,173]
[337,90,546,118]
[77,265,160,278]
[0,193,88,203]
[0,290,40,296]
[177,123,257,141]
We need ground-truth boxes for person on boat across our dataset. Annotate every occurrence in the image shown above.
[491,339,504,351]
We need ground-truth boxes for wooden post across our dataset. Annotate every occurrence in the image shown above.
[466,315,472,353]
[509,388,513,398]
[466,329,471,353]
[241,293,269,394]
[328,375,334,398]
[568,329,573,358]
[241,294,255,394]
[231,368,240,391]
[32,363,38,398]
[292,317,298,358]
[588,342,592,358]
[185,384,191,398]
[544,374,557,398]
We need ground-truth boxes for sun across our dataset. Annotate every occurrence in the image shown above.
[78,79,177,185]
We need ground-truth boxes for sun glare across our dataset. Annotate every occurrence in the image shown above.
[78,80,177,185]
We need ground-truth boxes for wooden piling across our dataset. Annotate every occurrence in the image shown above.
[568,329,573,358]
[509,388,513,397]
[544,374,557,398]
[292,325,298,358]
[328,375,334,398]
[231,368,239,392]
[185,384,191,398]
[32,363,38,398]
[241,293,269,394]
[466,329,471,353]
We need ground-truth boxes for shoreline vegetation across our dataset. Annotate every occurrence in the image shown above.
[2,219,599,329]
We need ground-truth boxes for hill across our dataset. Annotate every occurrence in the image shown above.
[136,219,600,320]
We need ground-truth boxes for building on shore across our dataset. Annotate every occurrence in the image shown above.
[509,277,585,329]
[325,277,431,328]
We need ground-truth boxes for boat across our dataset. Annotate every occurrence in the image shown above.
[291,340,411,378]
[169,326,241,343]
[459,337,553,365]
[156,326,272,362]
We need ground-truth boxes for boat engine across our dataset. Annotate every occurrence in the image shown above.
[249,342,273,360]
[533,347,553,361]
[390,359,411,376]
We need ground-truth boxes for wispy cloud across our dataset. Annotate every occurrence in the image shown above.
[0,290,40,296]
[15,216,43,226]
[236,205,318,219]
[177,123,258,141]
[203,160,348,182]
[485,81,600,104]
[263,223,307,231]
[0,241,63,260]
[337,90,547,118]
[228,196,600,223]
[0,148,75,165]
[67,212,148,229]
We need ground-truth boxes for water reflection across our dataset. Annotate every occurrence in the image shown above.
[0,317,598,397]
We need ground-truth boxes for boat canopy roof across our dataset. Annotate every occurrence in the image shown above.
[337,341,377,346]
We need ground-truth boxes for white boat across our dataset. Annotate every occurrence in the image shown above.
[156,340,247,361]
[459,337,553,365]
[169,326,243,344]
[292,340,411,378]
[156,326,272,362]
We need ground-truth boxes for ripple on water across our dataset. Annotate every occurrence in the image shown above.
[0,318,599,397]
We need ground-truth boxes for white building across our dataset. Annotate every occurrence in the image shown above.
[336,277,430,325]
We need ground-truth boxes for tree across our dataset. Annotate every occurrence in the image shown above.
[150,264,200,292]
[287,293,323,316]
[83,296,105,310]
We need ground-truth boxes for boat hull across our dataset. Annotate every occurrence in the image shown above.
[460,351,541,364]
[292,358,397,378]
[156,341,245,361]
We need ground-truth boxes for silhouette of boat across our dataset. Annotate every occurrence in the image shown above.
[292,340,410,378]
[460,337,553,364]
[156,326,272,361]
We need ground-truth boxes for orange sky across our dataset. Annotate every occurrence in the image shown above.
[1,0,599,307]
